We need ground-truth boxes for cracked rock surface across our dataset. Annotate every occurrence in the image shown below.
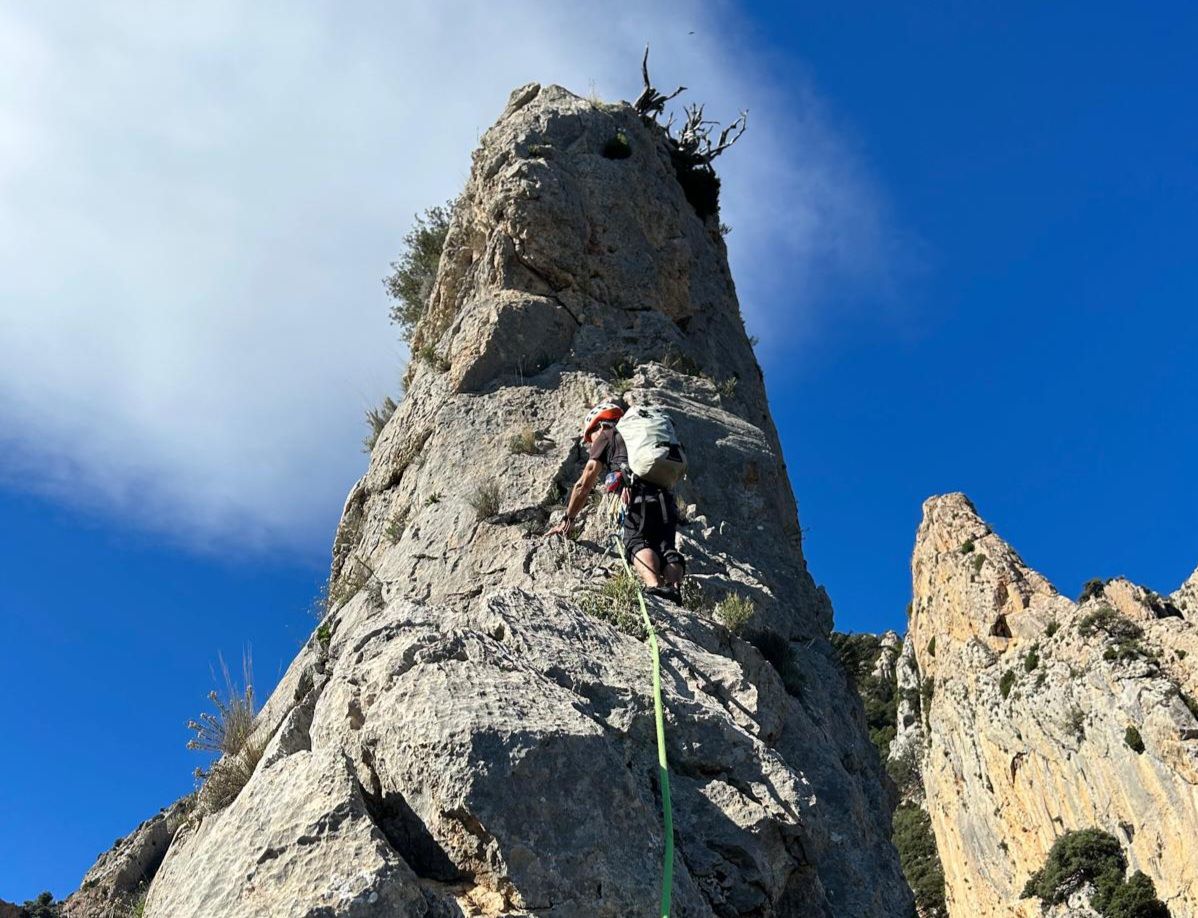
[906,493,1198,917]
[76,83,911,917]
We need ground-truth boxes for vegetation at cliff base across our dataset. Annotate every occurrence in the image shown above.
[385,202,453,340]
[1021,828,1169,916]
[18,892,61,917]
[830,632,898,757]
[892,803,948,917]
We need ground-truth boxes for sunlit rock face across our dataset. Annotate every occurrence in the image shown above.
[60,84,912,917]
[906,492,1198,917]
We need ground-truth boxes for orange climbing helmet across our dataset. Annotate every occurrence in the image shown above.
[580,401,624,444]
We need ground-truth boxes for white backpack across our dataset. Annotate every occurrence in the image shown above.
[616,406,688,489]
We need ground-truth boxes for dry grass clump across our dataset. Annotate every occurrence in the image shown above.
[188,652,265,813]
[508,426,541,455]
[469,482,502,520]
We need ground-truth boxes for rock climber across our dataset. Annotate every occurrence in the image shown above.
[546,401,687,602]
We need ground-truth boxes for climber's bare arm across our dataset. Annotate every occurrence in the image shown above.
[546,459,603,536]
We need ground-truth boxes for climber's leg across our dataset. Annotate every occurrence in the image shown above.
[632,546,662,588]
[662,549,685,589]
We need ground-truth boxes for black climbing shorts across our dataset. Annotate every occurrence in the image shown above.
[622,487,685,570]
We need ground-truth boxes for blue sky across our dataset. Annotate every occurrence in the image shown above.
[2,0,1196,902]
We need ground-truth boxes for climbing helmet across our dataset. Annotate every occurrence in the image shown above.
[581,401,624,444]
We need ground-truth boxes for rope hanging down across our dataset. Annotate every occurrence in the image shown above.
[613,534,675,917]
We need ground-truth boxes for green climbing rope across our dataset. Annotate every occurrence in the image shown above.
[613,535,674,918]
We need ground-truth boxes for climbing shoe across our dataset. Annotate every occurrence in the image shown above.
[648,585,683,604]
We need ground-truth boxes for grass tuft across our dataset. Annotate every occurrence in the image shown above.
[469,482,502,520]
[187,652,265,813]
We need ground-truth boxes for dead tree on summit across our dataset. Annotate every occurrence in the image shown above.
[672,103,748,165]
[634,45,685,118]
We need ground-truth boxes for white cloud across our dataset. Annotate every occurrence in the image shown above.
[0,1,902,556]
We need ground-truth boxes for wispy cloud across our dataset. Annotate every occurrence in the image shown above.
[0,1,904,555]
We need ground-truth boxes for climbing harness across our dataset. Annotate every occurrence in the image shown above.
[612,532,674,918]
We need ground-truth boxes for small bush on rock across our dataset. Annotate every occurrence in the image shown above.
[578,571,644,638]
[1021,829,1169,916]
[362,396,399,453]
[999,669,1017,699]
[1124,725,1145,754]
[384,202,453,340]
[1079,577,1108,603]
[1024,644,1040,672]
[714,594,754,633]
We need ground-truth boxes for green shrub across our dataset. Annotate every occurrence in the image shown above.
[315,622,331,651]
[362,396,399,453]
[1124,725,1145,754]
[1046,618,1060,637]
[1021,829,1169,916]
[714,594,755,633]
[1024,644,1040,672]
[577,571,644,638]
[1079,606,1142,640]
[886,742,923,800]
[469,482,502,520]
[384,202,453,340]
[716,375,738,399]
[971,553,986,575]
[960,539,975,554]
[1066,706,1086,740]
[921,675,935,709]
[414,343,450,371]
[749,629,804,697]
[830,632,897,758]
[999,669,1016,699]
[1079,577,1107,603]
[1104,871,1170,918]
[508,427,541,455]
[20,892,60,917]
[892,803,947,917]
[1079,606,1154,664]
[426,492,442,505]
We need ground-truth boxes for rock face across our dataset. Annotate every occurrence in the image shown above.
[61,798,192,917]
[907,493,1198,917]
[110,84,912,916]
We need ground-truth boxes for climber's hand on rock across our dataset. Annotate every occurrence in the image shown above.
[545,517,575,538]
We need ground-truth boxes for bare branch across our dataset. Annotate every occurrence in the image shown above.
[633,44,686,119]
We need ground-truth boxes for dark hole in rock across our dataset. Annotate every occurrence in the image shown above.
[601,131,632,160]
